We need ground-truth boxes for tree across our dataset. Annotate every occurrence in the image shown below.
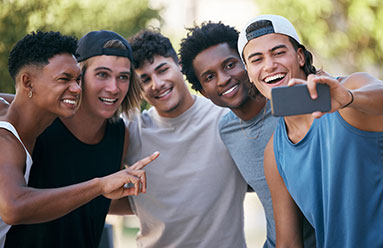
[256,0,383,78]
[0,0,162,93]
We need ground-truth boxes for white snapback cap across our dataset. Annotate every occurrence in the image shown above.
[238,14,300,62]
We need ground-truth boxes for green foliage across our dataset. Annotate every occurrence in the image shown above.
[256,0,383,77]
[0,0,162,93]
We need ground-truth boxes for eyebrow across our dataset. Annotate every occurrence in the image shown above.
[154,62,167,71]
[247,44,288,60]
[95,66,131,75]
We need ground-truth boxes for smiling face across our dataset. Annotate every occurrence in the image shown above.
[243,33,306,99]
[193,43,251,110]
[136,55,193,118]
[29,53,81,118]
[80,55,131,120]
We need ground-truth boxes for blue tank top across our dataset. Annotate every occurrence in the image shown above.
[274,112,383,248]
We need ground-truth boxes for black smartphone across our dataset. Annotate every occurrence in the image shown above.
[271,84,331,117]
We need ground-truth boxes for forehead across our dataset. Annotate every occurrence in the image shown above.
[193,43,239,74]
[243,33,292,55]
[136,55,176,76]
[43,53,80,75]
[86,55,131,70]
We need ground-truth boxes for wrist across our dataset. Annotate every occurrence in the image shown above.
[341,90,354,109]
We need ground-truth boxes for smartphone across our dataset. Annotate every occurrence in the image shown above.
[271,84,331,117]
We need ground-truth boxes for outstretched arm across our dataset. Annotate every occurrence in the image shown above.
[0,131,158,225]
[264,135,304,248]
[289,72,383,131]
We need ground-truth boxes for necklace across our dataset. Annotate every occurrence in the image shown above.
[239,100,267,140]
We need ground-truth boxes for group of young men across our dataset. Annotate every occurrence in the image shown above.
[0,13,382,248]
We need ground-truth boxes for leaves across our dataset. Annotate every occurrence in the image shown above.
[0,0,162,93]
[257,0,383,78]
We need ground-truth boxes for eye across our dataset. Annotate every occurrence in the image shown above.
[96,72,108,78]
[119,74,130,81]
[250,57,262,64]
[140,77,150,84]
[225,61,235,70]
[58,77,69,82]
[158,67,169,74]
[204,73,215,83]
[274,50,286,56]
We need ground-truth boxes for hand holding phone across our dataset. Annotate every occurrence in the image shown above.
[271,84,331,117]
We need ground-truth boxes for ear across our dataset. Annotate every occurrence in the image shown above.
[19,72,33,92]
[297,48,305,67]
[199,88,209,99]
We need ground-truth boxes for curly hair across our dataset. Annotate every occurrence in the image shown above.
[179,22,239,92]
[128,29,178,69]
[8,30,78,80]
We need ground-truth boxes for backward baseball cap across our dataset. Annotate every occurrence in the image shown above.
[238,14,300,63]
[76,30,133,63]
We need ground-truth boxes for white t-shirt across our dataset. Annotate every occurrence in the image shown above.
[125,96,247,248]
[0,121,33,248]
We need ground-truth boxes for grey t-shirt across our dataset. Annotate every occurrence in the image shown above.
[125,96,247,248]
[219,101,278,248]
[219,101,316,248]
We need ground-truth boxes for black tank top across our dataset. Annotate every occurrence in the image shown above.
[5,118,125,248]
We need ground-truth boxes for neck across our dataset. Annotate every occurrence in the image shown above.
[157,93,195,118]
[283,114,314,144]
[61,107,107,144]
[232,95,266,121]
[3,97,57,153]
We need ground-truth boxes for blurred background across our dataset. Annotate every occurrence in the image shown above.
[1,0,381,247]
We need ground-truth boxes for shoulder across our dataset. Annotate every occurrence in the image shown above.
[195,95,229,117]
[218,111,238,131]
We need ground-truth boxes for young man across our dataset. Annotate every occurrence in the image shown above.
[1,30,156,248]
[110,29,248,247]
[239,14,383,247]
[0,31,147,248]
[179,22,315,248]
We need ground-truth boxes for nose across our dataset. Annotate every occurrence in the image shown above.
[217,70,231,87]
[263,56,276,72]
[151,75,165,90]
[69,80,81,95]
[105,78,119,94]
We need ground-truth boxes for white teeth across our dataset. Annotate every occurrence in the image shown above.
[100,97,117,103]
[157,89,171,98]
[264,73,285,83]
[63,99,76,105]
[222,85,238,96]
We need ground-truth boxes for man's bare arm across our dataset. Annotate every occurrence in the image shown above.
[264,135,304,248]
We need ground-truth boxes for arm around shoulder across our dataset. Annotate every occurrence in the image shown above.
[264,135,304,248]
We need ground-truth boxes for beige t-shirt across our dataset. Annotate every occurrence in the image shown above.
[124,96,247,248]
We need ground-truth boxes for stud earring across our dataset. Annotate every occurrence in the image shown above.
[28,90,33,98]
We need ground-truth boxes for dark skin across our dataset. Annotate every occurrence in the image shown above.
[0,54,158,225]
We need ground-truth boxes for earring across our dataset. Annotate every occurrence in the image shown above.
[28,90,33,98]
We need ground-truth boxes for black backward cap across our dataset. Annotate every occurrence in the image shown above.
[76,30,133,63]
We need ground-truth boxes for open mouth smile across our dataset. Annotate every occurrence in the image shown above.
[264,73,286,84]
[221,84,239,96]
[99,97,118,105]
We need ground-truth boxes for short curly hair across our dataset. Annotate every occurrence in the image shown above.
[129,29,178,69]
[8,30,78,81]
[179,22,239,92]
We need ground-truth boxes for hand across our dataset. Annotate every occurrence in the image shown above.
[288,75,352,118]
[101,151,160,199]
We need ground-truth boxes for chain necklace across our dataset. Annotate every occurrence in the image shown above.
[239,100,267,140]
